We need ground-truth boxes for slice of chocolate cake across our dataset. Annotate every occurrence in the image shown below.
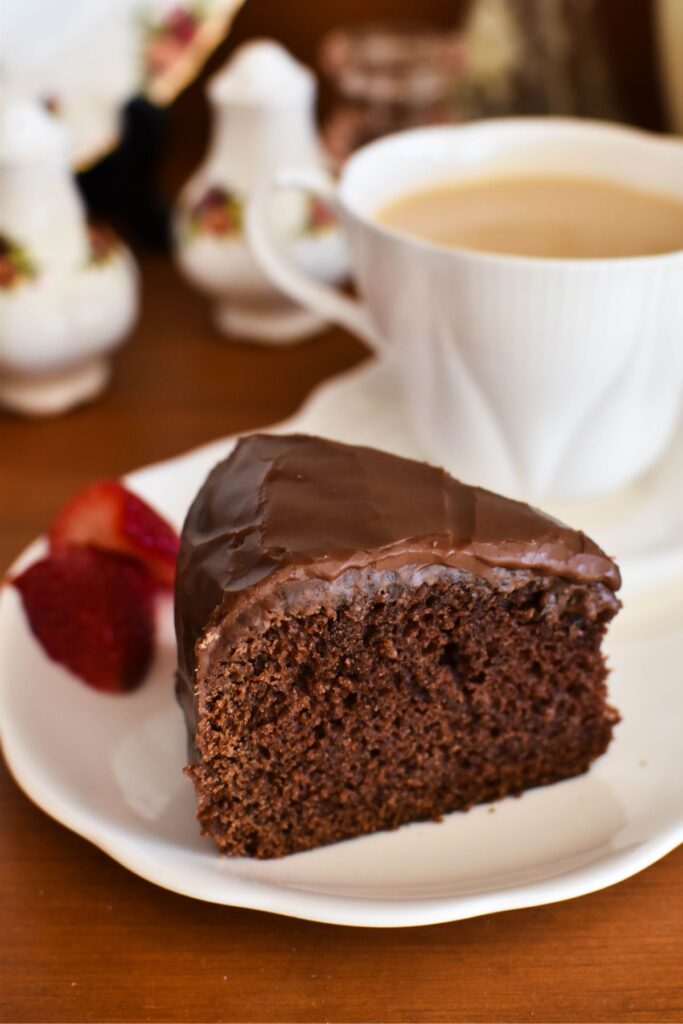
[176,434,621,858]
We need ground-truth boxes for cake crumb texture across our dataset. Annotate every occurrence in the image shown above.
[187,571,618,858]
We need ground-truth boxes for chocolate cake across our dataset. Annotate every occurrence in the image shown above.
[176,434,621,858]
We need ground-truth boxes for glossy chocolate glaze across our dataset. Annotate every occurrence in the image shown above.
[175,434,621,718]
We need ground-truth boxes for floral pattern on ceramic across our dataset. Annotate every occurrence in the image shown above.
[173,40,348,343]
[185,186,337,241]
[302,195,336,235]
[0,98,139,417]
[0,235,37,290]
[0,0,244,169]
[87,223,124,266]
[142,4,204,83]
[186,186,244,237]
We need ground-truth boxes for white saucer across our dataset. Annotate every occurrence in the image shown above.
[1,359,681,927]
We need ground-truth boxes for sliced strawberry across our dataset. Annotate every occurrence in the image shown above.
[13,546,155,693]
[49,480,179,588]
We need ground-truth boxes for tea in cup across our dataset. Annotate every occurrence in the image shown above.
[246,119,683,501]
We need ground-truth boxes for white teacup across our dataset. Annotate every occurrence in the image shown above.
[246,119,683,501]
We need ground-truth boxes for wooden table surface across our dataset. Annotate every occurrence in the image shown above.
[1,256,681,1024]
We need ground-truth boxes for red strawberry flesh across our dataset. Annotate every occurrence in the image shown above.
[49,480,179,588]
[13,546,155,692]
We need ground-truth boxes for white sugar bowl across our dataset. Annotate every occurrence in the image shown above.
[0,98,139,416]
[173,40,348,344]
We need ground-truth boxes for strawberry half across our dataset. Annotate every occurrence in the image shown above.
[13,546,155,693]
[49,480,179,588]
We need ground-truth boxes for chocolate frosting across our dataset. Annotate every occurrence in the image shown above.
[175,433,621,695]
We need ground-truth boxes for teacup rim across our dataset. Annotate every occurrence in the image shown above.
[337,116,683,269]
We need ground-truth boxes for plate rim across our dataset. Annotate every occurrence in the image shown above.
[2,710,681,927]
[1,360,682,927]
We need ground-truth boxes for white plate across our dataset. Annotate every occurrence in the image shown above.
[1,360,682,928]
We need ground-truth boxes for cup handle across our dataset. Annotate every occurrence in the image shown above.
[245,167,386,353]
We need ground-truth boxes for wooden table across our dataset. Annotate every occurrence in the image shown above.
[1,256,681,1024]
